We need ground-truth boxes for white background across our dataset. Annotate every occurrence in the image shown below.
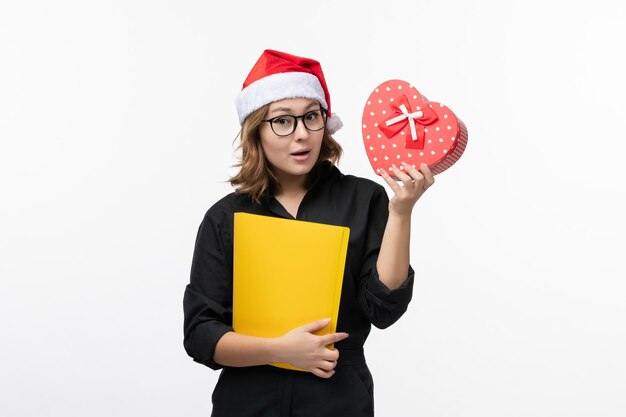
[1,0,625,416]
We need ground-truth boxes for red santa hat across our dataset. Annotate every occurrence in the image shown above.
[235,49,343,134]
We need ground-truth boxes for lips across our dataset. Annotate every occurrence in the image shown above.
[290,149,311,162]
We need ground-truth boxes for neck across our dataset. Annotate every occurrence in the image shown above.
[274,172,308,197]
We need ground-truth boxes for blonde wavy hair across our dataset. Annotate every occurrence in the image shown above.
[229,104,343,204]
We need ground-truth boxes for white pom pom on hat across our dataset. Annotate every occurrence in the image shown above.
[235,49,343,135]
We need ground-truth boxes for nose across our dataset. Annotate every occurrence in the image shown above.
[293,117,310,141]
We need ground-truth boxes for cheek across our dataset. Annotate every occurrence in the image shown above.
[312,134,324,153]
[260,139,284,160]
[259,128,281,156]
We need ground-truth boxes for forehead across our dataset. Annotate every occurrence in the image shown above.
[267,97,320,115]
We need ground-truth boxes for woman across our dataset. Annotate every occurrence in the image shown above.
[183,49,434,416]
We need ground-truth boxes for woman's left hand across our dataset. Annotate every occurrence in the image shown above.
[380,162,435,217]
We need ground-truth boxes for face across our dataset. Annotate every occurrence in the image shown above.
[259,97,325,187]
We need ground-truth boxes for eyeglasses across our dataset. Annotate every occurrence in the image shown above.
[262,109,327,136]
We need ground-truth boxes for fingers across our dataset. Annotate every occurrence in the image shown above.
[393,164,421,187]
[312,367,336,379]
[318,346,340,362]
[320,332,349,346]
[319,360,338,372]
[312,357,339,379]
[396,162,422,186]
[305,345,343,379]
[380,168,401,194]
[419,162,435,189]
[296,318,331,333]
[385,163,431,192]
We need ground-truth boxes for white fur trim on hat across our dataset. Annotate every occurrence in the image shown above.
[235,72,328,124]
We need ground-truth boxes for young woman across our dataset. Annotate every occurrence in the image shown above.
[183,49,434,416]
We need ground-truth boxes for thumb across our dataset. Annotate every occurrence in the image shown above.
[296,318,331,333]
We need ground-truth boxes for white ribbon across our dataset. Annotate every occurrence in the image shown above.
[385,104,423,142]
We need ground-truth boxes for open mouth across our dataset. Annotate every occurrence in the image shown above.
[291,150,310,156]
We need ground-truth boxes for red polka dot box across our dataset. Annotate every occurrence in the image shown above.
[361,79,468,176]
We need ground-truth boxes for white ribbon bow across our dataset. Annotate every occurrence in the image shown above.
[385,104,423,142]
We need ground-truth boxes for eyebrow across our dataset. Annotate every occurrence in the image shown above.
[268,102,320,115]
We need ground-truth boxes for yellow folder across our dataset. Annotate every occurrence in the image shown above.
[233,212,350,371]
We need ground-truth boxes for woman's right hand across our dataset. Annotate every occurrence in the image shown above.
[275,318,349,379]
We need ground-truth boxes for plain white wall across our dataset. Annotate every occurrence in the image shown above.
[1,0,625,416]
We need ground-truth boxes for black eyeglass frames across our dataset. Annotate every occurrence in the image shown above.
[262,109,327,136]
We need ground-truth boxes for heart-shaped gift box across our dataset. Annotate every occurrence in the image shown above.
[361,79,468,176]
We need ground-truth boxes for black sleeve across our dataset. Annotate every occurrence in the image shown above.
[183,209,234,370]
[357,185,415,329]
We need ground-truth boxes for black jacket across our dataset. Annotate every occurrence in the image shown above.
[183,161,414,370]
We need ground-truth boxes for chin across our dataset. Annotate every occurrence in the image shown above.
[275,162,313,180]
[290,165,314,176]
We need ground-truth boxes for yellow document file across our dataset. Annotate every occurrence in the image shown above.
[233,212,350,371]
